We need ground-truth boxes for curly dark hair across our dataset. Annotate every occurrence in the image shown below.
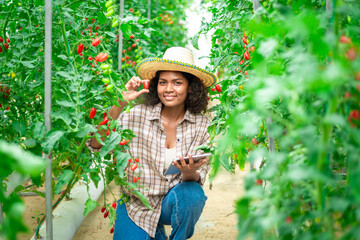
[144,71,209,113]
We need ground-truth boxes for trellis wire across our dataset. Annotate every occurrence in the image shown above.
[44,0,53,238]
[148,0,151,20]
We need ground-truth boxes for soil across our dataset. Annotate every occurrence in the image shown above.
[18,165,249,240]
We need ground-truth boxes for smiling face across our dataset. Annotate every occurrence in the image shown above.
[157,71,189,109]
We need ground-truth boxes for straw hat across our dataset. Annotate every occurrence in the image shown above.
[136,47,217,87]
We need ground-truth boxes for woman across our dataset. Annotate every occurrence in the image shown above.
[88,47,217,239]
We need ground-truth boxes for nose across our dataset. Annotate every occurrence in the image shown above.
[165,83,174,92]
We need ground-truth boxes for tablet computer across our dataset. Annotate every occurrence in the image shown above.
[164,153,211,175]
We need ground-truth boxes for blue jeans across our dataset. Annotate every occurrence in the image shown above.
[113,182,207,240]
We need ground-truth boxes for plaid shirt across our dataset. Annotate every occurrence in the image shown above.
[87,103,210,237]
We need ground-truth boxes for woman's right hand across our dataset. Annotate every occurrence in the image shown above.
[123,76,150,101]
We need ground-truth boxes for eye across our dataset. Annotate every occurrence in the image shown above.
[175,81,182,85]
[159,81,166,85]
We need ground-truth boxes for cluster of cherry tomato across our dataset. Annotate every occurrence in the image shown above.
[0,36,10,53]
[340,35,360,128]
[120,34,143,69]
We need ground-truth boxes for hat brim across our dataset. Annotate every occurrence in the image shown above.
[135,58,217,87]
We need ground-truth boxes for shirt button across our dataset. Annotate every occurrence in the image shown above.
[177,139,180,142]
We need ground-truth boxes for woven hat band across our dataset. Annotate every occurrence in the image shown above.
[162,47,194,65]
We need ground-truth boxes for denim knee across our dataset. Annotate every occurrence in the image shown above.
[174,182,207,210]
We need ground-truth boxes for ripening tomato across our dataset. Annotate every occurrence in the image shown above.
[250,46,255,52]
[350,110,359,120]
[132,43,136,48]
[256,179,263,185]
[251,138,258,145]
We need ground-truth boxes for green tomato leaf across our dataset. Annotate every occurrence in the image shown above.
[120,23,132,40]
[55,169,74,194]
[51,110,72,126]
[42,130,65,153]
[83,198,98,216]
[100,133,122,158]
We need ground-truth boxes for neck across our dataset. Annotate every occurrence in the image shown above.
[161,104,186,122]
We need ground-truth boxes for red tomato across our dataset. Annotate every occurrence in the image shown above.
[106,129,110,136]
[339,35,352,44]
[130,163,138,171]
[6,38,10,43]
[242,37,248,45]
[101,206,106,213]
[111,201,117,209]
[215,84,221,92]
[95,52,109,62]
[344,92,351,98]
[143,81,149,89]
[346,47,357,61]
[120,140,127,146]
[100,116,109,126]
[77,44,84,54]
[89,107,97,119]
[130,34,134,39]
[251,138,258,145]
[92,38,101,47]
[104,211,109,218]
[134,158,140,163]
[0,37,3,42]
[88,56,93,61]
[350,110,359,120]
[110,227,114,234]
[0,46,2,53]
[4,43,9,50]
[244,51,250,60]
[256,179,263,185]
[132,43,136,48]
[250,46,255,52]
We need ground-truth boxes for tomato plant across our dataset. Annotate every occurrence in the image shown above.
[0,0,191,239]
[197,0,360,239]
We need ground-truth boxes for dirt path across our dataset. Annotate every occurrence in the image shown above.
[18,165,248,240]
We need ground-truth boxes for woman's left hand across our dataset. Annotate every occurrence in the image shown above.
[173,154,207,182]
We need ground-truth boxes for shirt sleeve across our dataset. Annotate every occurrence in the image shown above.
[194,117,211,186]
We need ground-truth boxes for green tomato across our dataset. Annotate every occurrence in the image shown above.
[112,20,119,28]
[103,69,113,75]
[107,5,115,12]
[100,64,110,70]
[105,0,113,8]
[106,84,114,90]
[102,78,110,84]
[109,59,113,64]
[121,65,125,69]
[106,9,115,17]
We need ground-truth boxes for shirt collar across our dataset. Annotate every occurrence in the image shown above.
[147,102,196,123]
